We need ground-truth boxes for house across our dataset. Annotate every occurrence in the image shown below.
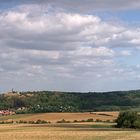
[0,110,16,116]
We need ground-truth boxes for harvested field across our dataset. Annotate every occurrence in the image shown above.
[0,123,139,140]
[0,112,119,123]
[0,112,139,140]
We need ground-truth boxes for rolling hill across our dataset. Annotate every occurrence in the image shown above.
[0,90,140,113]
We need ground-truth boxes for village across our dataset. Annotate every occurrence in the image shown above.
[0,110,15,116]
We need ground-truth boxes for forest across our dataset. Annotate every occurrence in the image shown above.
[0,90,140,113]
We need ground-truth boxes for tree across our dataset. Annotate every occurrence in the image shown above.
[116,111,140,128]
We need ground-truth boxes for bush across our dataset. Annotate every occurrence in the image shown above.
[116,111,140,128]
[73,120,78,123]
[105,120,111,123]
[15,120,50,124]
[57,119,71,123]
[133,119,140,128]
[35,119,48,124]
[0,121,13,124]
[86,118,94,122]
[18,120,27,124]
[95,119,102,122]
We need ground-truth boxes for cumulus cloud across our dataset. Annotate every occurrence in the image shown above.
[49,0,140,12]
[0,3,140,92]
[120,50,132,56]
[2,0,140,12]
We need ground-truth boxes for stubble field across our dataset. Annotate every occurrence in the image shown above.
[0,112,139,140]
[0,112,118,123]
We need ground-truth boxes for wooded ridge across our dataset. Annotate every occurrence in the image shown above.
[0,90,140,113]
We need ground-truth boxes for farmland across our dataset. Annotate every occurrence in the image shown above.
[0,112,139,140]
[0,112,118,123]
[0,123,139,140]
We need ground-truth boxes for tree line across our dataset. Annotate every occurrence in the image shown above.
[0,90,140,113]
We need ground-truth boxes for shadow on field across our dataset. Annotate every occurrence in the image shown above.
[22,123,138,131]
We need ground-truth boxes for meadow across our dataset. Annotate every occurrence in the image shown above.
[0,112,139,140]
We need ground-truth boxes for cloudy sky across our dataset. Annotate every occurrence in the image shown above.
[1,0,140,92]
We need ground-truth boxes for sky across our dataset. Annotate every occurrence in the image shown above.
[1,0,140,92]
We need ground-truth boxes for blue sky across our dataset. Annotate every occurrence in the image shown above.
[0,0,140,93]
[117,10,140,22]
[93,10,140,24]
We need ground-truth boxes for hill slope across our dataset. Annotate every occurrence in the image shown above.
[0,90,140,113]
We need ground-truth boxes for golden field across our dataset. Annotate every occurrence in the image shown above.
[0,112,139,140]
[0,123,139,140]
[0,112,118,123]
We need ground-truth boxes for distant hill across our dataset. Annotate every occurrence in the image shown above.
[0,90,140,113]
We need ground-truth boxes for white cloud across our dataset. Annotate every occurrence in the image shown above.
[120,50,132,56]
[71,46,115,57]
[2,0,140,11]
[0,3,140,91]
[23,0,140,12]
